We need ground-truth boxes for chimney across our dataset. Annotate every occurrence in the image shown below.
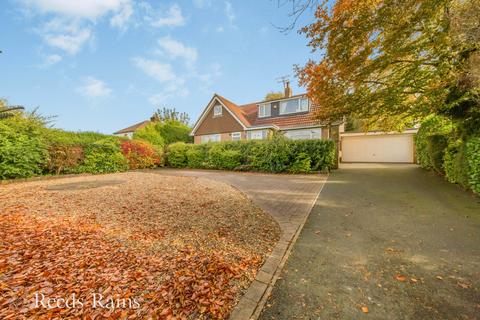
[284,80,292,98]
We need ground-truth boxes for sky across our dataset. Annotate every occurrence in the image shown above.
[1,0,318,134]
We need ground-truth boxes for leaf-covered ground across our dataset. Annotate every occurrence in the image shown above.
[0,172,280,319]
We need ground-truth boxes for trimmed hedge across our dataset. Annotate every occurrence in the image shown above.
[416,115,480,195]
[78,139,129,174]
[166,137,336,173]
[0,121,47,179]
[466,137,480,194]
[415,115,453,170]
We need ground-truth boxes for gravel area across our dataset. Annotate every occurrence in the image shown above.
[0,172,280,319]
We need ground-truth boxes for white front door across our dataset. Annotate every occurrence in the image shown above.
[341,134,414,163]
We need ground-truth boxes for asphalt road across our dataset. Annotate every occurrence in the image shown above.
[260,164,480,320]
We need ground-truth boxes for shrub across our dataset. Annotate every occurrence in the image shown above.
[415,115,453,169]
[208,144,242,170]
[156,120,192,144]
[289,153,311,173]
[250,136,291,172]
[0,121,47,179]
[166,142,190,168]
[290,139,336,171]
[133,123,165,147]
[466,137,480,194]
[46,144,84,175]
[165,138,336,173]
[120,139,162,170]
[443,140,469,188]
[186,145,208,168]
[78,139,128,174]
[426,134,448,174]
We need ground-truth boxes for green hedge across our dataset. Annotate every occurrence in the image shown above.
[466,137,480,194]
[77,139,129,174]
[0,121,47,179]
[416,115,480,195]
[415,115,453,170]
[166,137,336,173]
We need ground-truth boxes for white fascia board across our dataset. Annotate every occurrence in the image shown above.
[340,129,418,137]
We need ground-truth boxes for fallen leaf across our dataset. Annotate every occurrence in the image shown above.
[436,276,443,280]
[361,306,369,313]
[395,275,407,282]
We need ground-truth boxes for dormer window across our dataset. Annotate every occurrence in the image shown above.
[279,97,309,115]
[213,104,222,117]
[258,103,271,118]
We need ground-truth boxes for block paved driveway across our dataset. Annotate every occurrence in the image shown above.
[260,164,480,320]
[152,168,327,242]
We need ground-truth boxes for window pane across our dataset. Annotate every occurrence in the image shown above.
[280,99,299,114]
[214,105,222,116]
[259,104,271,117]
[299,98,309,112]
[284,129,321,140]
[231,132,241,141]
[248,130,265,140]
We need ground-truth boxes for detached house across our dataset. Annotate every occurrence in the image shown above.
[191,82,338,144]
[191,81,418,164]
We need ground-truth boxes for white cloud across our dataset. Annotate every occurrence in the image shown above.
[23,0,131,21]
[149,85,189,105]
[76,77,112,98]
[150,4,185,27]
[132,57,178,82]
[110,1,133,30]
[40,54,62,67]
[156,36,197,67]
[22,0,133,54]
[43,27,92,54]
[216,26,224,33]
[224,1,235,24]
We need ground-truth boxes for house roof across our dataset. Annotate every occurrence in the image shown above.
[213,93,324,130]
[113,120,150,134]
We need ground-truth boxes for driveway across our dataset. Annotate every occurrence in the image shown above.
[153,169,327,239]
[260,164,480,319]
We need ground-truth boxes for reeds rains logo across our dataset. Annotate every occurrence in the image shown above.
[34,293,140,311]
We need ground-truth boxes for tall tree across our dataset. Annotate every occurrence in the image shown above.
[153,107,190,126]
[264,91,285,101]
[296,0,479,131]
[0,100,24,120]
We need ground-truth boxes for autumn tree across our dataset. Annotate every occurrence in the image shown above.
[264,91,284,101]
[296,0,479,131]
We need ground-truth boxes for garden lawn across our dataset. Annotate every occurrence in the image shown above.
[0,172,280,319]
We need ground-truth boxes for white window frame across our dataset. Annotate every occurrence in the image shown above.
[201,134,221,143]
[213,105,222,117]
[247,130,267,140]
[284,128,322,140]
[231,132,242,141]
[279,98,310,115]
[258,103,271,118]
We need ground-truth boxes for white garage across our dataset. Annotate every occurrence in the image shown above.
[341,132,416,163]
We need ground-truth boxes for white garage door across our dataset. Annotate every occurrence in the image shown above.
[341,134,414,163]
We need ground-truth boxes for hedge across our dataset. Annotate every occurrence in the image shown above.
[166,137,336,173]
[466,137,480,194]
[0,121,47,179]
[415,115,453,170]
[416,115,480,195]
[0,114,167,179]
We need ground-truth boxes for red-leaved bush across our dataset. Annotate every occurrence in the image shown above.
[120,140,162,169]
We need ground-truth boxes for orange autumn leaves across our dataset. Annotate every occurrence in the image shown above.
[0,173,280,319]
